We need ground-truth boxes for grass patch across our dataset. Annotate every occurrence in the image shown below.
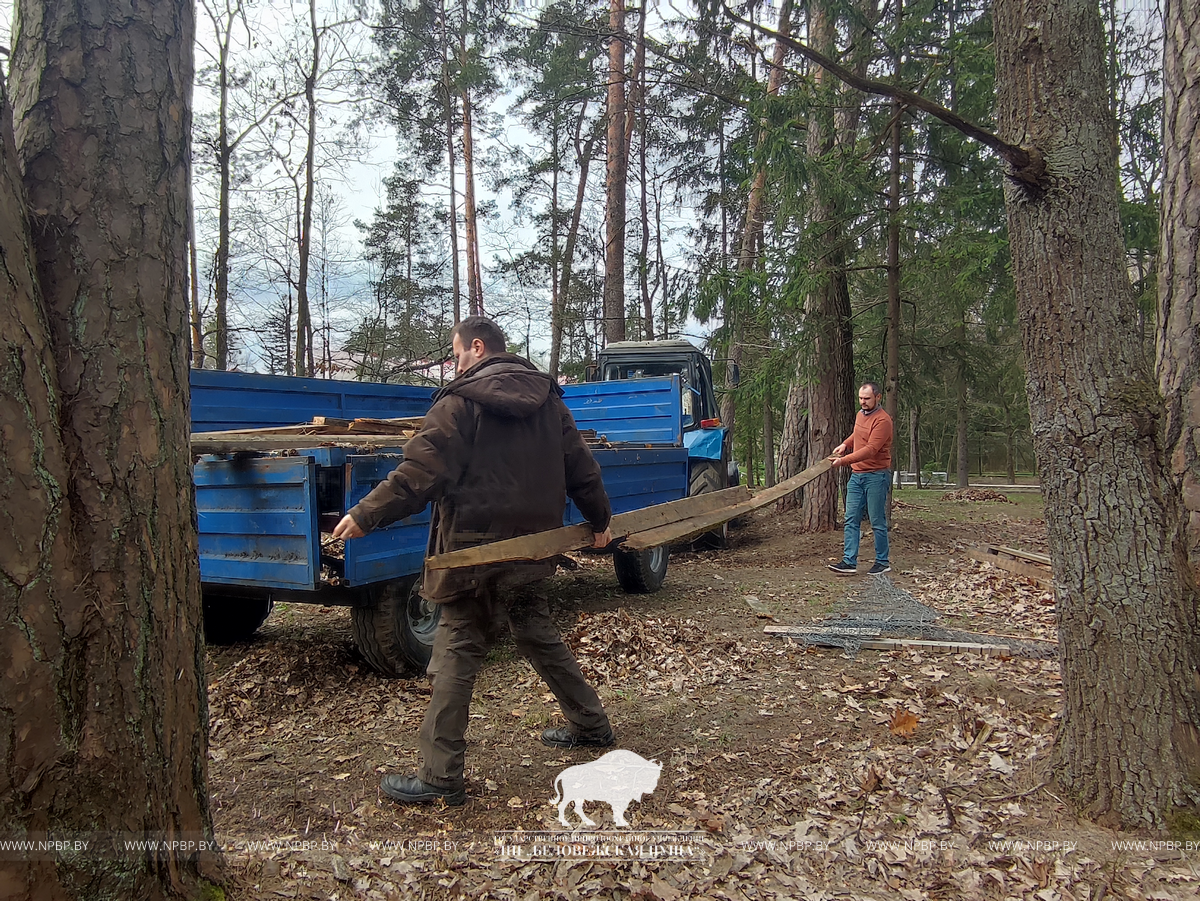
[893,487,1043,523]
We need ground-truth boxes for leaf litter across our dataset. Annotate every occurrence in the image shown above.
[204,501,1198,900]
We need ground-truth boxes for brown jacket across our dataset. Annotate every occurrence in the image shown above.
[349,353,612,601]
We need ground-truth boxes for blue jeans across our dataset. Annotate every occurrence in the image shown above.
[843,470,890,566]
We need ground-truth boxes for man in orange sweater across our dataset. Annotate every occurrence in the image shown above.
[827,382,893,575]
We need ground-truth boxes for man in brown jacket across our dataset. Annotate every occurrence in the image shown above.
[332,316,615,806]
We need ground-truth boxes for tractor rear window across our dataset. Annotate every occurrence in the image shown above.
[604,362,687,381]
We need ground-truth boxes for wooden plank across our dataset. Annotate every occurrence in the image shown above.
[190,423,342,438]
[424,485,753,570]
[347,417,424,433]
[192,434,412,454]
[965,548,1053,586]
[622,459,832,549]
[764,626,1011,656]
[310,416,352,428]
[992,544,1052,566]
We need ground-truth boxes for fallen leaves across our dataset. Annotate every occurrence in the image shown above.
[889,709,920,737]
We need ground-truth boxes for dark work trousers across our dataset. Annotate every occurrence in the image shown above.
[418,583,611,789]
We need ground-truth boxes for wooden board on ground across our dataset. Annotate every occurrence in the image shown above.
[965,545,1053,587]
[991,544,1051,566]
[764,625,1011,656]
[424,485,753,571]
[621,459,832,550]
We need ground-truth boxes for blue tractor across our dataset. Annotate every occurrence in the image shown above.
[594,339,740,547]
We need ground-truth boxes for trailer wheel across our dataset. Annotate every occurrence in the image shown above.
[614,545,669,593]
[352,575,439,677]
[202,593,273,644]
[689,461,729,549]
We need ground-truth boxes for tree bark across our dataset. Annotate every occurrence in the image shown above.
[3,0,214,895]
[763,387,776,488]
[553,123,598,376]
[461,86,484,316]
[884,0,902,423]
[909,406,921,489]
[294,0,319,377]
[637,35,653,340]
[1157,0,1200,574]
[798,0,856,532]
[955,320,969,488]
[190,207,204,369]
[440,0,462,325]
[996,0,1200,827]
[723,0,792,437]
[603,0,627,343]
[215,21,232,370]
[776,374,809,510]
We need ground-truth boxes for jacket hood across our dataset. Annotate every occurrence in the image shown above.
[436,352,562,418]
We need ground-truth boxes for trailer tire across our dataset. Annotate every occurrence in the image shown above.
[352,575,439,677]
[202,593,273,644]
[689,461,729,549]
[614,545,669,593]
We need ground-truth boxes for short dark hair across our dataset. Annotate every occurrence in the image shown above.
[860,381,882,397]
[452,316,507,355]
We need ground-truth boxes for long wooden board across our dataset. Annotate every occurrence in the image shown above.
[992,544,1051,566]
[622,459,832,550]
[424,485,753,570]
[965,547,1053,586]
[763,625,1011,656]
[426,458,833,570]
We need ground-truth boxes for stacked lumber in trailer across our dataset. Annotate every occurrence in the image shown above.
[425,458,833,571]
[191,416,425,454]
[191,418,614,455]
[964,544,1053,587]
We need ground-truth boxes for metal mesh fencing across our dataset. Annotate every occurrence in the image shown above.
[786,575,1058,660]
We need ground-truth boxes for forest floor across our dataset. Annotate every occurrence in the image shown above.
[204,488,1200,901]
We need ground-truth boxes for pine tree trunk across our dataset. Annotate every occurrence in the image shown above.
[215,38,231,370]
[461,86,483,316]
[798,0,861,532]
[603,0,627,343]
[776,375,809,510]
[4,0,214,895]
[724,0,793,436]
[956,321,969,488]
[554,124,597,375]
[295,0,319,377]
[190,209,204,369]
[996,0,1200,827]
[885,8,902,422]
[1157,0,1200,574]
[440,3,461,325]
[763,389,776,488]
[910,407,921,489]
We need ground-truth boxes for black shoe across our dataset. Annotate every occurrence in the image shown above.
[827,561,857,575]
[868,562,891,575]
[541,726,616,749]
[380,774,466,806]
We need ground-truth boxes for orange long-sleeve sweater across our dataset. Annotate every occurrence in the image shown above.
[839,408,893,472]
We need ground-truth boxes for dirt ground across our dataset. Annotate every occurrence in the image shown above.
[204,490,1200,900]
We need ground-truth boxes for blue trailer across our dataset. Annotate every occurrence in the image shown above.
[190,369,688,675]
